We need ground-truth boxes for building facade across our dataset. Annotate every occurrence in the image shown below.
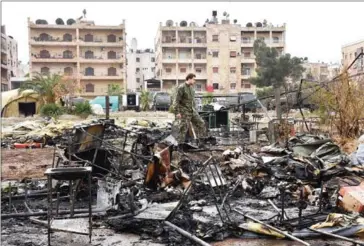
[342,40,364,77]
[28,17,126,99]
[155,11,286,94]
[302,62,330,81]
[126,38,155,92]
[1,25,18,91]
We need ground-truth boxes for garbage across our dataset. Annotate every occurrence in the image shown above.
[338,185,364,212]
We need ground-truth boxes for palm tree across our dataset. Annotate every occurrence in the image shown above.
[20,73,64,104]
[107,84,124,96]
[140,90,150,111]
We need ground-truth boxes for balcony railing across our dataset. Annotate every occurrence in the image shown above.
[82,72,121,76]
[31,37,77,42]
[32,54,76,59]
[79,36,123,43]
[194,55,206,59]
[80,55,122,60]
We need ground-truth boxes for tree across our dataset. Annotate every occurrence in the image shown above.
[140,90,150,111]
[20,73,74,105]
[250,39,305,119]
[202,92,213,105]
[107,84,124,96]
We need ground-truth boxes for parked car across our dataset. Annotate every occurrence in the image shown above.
[151,92,171,111]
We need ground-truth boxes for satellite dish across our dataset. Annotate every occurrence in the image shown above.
[166,20,174,27]
[233,19,237,24]
[189,22,196,27]
[67,19,76,25]
[223,11,227,16]
[246,22,253,27]
[256,22,262,27]
[180,21,187,27]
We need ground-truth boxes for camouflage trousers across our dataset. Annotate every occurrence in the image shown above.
[172,112,207,143]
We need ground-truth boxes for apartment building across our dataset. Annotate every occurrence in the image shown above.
[342,39,364,77]
[155,11,286,94]
[1,25,18,91]
[127,38,156,92]
[302,62,330,81]
[28,17,126,99]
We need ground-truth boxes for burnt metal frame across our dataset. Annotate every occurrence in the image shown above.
[166,156,232,225]
[45,167,92,246]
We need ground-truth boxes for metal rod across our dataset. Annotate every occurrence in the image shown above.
[268,199,288,220]
[56,192,60,217]
[30,218,90,236]
[233,209,310,246]
[308,228,364,246]
[105,95,110,119]
[24,202,33,213]
[70,185,75,218]
[164,221,211,246]
[47,176,52,246]
[1,191,58,201]
[8,182,12,213]
[1,208,106,219]
[88,172,92,243]
[280,188,285,223]
[24,182,28,202]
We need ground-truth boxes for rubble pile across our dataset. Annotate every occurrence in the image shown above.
[2,119,364,245]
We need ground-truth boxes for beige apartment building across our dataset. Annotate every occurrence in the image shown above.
[342,39,364,77]
[1,25,18,91]
[302,62,330,81]
[28,17,126,99]
[155,12,285,94]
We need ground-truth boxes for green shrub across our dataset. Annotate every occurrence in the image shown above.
[74,101,93,118]
[40,103,64,119]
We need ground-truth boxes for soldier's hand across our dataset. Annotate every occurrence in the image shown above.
[177,113,182,119]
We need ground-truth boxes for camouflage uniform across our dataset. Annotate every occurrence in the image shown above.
[172,83,207,143]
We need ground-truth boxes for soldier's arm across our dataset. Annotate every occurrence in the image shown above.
[173,86,183,114]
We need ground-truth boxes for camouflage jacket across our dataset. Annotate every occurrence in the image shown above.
[172,83,196,115]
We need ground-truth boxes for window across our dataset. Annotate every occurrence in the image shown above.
[230,36,237,42]
[165,68,172,73]
[151,57,155,62]
[242,67,251,76]
[243,52,251,58]
[212,35,219,42]
[63,33,72,42]
[273,37,279,43]
[258,37,265,42]
[230,67,236,73]
[63,50,73,59]
[230,83,236,90]
[108,51,116,59]
[136,68,140,72]
[85,34,93,42]
[213,67,219,73]
[151,67,155,72]
[196,84,202,91]
[85,83,94,92]
[107,34,116,43]
[212,51,219,58]
[136,57,140,62]
[136,78,140,83]
[40,50,50,58]
[195,67,202,73]
[230,51,237,57]
[108,67,116,76]
[39,33,49,41]
[195,53,202,59]
[40,67,49,75]
[64,67,73,75]
[85,50,94,59]
[213,83,219,90]
[242,37,251,44]
[85,67,94,76]
[180,67,187,73]
[241,80,251,88]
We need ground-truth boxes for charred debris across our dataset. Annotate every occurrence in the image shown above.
[2,118,364,246]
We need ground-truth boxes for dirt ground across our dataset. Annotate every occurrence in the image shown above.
[1,148,54,180]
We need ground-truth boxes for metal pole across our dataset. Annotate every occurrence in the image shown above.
[88,172,92,243]
[55,192,60,217]
[1,208,106,219]
[164,221,211,246]
[47,175,52,246]
[233,209,310,246]
[268,199,288,220]
[8,182,12,213]
[308,228,364,246]
[105,95,110,119]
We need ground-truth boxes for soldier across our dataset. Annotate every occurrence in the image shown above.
[172,73,207,145]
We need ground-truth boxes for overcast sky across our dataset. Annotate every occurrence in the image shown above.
[2,2,364,64]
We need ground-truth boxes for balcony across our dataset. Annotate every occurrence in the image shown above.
[162,56,177,63]
[241,74,251,79]
[241,56,255,63]
[78,37,124,47]
[241,39,254,47]
[79,55,124,63]
[30,37,77,46]
[31,54,76,63]
[161,73,178,80]
[80,73,124,80]
[1,60,8,69]
[178,56,193,63]
[1,45,6,54]
[194,55,207,63]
